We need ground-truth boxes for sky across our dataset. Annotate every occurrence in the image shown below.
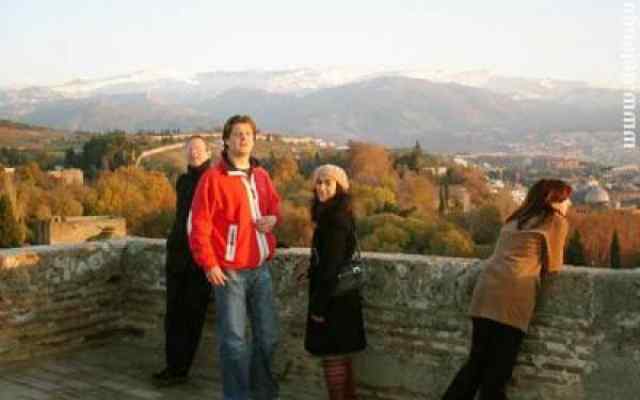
[0,0,624,87]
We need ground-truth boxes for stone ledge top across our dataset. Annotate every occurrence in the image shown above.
[0,237,638,277]
[0,238,129,257]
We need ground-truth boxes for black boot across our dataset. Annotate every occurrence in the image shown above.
[152,368,189,387]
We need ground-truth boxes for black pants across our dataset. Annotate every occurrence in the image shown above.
[442,318,525,400]
[164,261,211,375]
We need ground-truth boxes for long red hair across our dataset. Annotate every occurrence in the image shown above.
[506,179,573,229]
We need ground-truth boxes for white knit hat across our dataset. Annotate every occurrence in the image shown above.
[312,164,350,191]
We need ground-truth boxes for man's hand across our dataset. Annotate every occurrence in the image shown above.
[206,266,228,286]
[256,215,277,233]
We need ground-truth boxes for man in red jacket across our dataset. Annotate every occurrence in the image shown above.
[189,115,281,400]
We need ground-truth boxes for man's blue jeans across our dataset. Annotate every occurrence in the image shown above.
[213,263,280,400]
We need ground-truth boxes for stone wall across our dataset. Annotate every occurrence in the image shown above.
[32,216,127,245]
[2,238,640,399]
[0,241,127,361]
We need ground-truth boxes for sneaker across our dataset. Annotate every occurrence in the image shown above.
[152,368,189,387]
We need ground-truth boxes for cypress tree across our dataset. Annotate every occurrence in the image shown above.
[610,230,622,269]
[565,230,586,266]
[0,194,22,248]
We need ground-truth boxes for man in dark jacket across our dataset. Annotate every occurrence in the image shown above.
[152,135,212,387]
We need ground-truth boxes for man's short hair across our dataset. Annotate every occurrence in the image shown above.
[187,134,207,144]
[222,115,257,142]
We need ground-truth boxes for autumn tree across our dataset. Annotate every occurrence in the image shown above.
[451,204,503,245]
[268,153,312,211]
[428,223,475,257]
[138,209,176,238]
[443,165,491,206]
[359,214,412,253]
[350,183,397,217]
[274,201,314,248]
[358,213,474,257]
[12,163,91,219]
[15,162,52,189]
[48,185,84,217]
[271,153,299,184]
[0,169,17,211]
[348,141,397,189]
[397,171,438,215]
[92,166,176,237]
[14,173,49,222]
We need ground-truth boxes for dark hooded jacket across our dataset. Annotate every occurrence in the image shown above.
[166,159,211,271]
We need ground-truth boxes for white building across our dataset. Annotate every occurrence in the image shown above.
[510,186,527,204]
[453,156,469,168]
[488,179,505,193]
[424,167,448,177]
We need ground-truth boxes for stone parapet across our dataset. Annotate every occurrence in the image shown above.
[1,238,639,399]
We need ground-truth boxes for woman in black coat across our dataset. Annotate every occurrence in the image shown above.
[304,164,366,400]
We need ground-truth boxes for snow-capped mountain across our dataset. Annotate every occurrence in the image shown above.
[1,66,601,106]
[0,67,622,156]
[49,69,200,97]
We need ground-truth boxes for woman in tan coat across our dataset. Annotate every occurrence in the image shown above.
[442,179,572,400]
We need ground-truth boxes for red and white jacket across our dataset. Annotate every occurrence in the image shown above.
[188,157,281,273]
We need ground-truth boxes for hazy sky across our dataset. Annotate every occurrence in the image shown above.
[1,0,623,87]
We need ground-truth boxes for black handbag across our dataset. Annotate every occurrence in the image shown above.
[312,229,367,297]
[331,230,367,297]
[332,241,366,296]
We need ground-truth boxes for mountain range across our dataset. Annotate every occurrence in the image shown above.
[0,67,622,151]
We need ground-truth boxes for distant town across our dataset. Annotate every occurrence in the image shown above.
[0,120,638,269]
